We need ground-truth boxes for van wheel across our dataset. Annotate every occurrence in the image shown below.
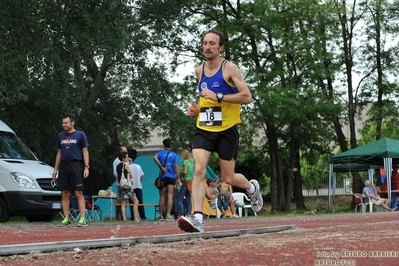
[0,197,11,222]
[26,213,56,222]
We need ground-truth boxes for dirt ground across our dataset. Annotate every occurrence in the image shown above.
[0,212,399,265]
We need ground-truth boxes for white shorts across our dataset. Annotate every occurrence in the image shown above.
[371,197,386,206]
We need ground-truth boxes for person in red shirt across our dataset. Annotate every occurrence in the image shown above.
[390,166,399,209]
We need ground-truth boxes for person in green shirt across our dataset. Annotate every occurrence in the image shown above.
[177,149,194,217]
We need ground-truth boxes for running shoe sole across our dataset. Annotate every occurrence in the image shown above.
[177,216,204,233]
[249,179,263,212]
[77,223,88,227]
[59,222,71,227]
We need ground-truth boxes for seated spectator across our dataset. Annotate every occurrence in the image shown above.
[217,180,230,219]
[205,179,219,201]
[363,180,396,212]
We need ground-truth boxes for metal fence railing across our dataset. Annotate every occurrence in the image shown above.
[302,177,352,196]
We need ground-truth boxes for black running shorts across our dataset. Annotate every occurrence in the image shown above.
[57,161,84,191]
[191,125,239,161]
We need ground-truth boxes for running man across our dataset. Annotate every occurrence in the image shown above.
[178,29,263,233]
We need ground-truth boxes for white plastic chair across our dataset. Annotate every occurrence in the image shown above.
[206,198,220,218]
[232,192,256,217]
[363,194,383,212]
[353,193,368,213]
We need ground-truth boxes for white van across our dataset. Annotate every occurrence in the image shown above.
[0,120,61,222]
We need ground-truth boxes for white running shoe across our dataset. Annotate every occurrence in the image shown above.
[178,216,204,233]
[248,179,263,212]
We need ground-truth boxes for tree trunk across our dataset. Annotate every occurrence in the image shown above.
[373,0,383,141]
[293,138,305,209]
[266,122,278,211]
[285,126,295,211]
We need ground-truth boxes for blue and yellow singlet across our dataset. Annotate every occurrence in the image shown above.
[196,59,241,132]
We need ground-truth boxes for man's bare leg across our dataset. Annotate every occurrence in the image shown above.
[381,199,392,211]
[165,184,174,220]
[190,149,211,215]
[178,149,210,232]
[219,160,251,190]
[229,196,238,218]
[158,188,166,219]
[61,191,70,219]
[75,190,86,220]
[220,161,263,213]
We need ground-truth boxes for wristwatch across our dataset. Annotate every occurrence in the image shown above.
[216,93,224,103]
[85,165,90,169]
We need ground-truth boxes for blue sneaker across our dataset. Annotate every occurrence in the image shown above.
[248,179,263,212]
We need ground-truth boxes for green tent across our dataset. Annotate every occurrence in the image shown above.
[332,163,382,172]
[328,137,399,209]
[329,137,399,165]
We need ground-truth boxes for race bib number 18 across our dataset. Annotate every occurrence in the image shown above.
[199,107,222,126]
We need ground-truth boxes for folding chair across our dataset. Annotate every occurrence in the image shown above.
[58,194,80,221]
[70,195,96,220]
[59,206,79,221]
[69,195,82,220]
[85,199,103,221]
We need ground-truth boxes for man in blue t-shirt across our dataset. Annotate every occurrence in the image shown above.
[153,138,180,221]
[52,115,90,227]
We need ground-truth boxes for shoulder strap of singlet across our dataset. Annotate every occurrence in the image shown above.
[201,62,206,78]
[201,59,227,77]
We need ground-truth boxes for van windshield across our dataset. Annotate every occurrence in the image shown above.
[0,131,37,160]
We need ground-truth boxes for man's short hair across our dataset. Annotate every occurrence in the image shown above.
[118,151,128,161]
[365,180,371,186]
[163,138,172,148]
[204,29,226,46]
[63,114,75,123]
[206,179,214,185]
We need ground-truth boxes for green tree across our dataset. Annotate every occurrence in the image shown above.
[330,0,399,194]
[146,0,342,211]
[3,0,398,210]
[0,0,195,187]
